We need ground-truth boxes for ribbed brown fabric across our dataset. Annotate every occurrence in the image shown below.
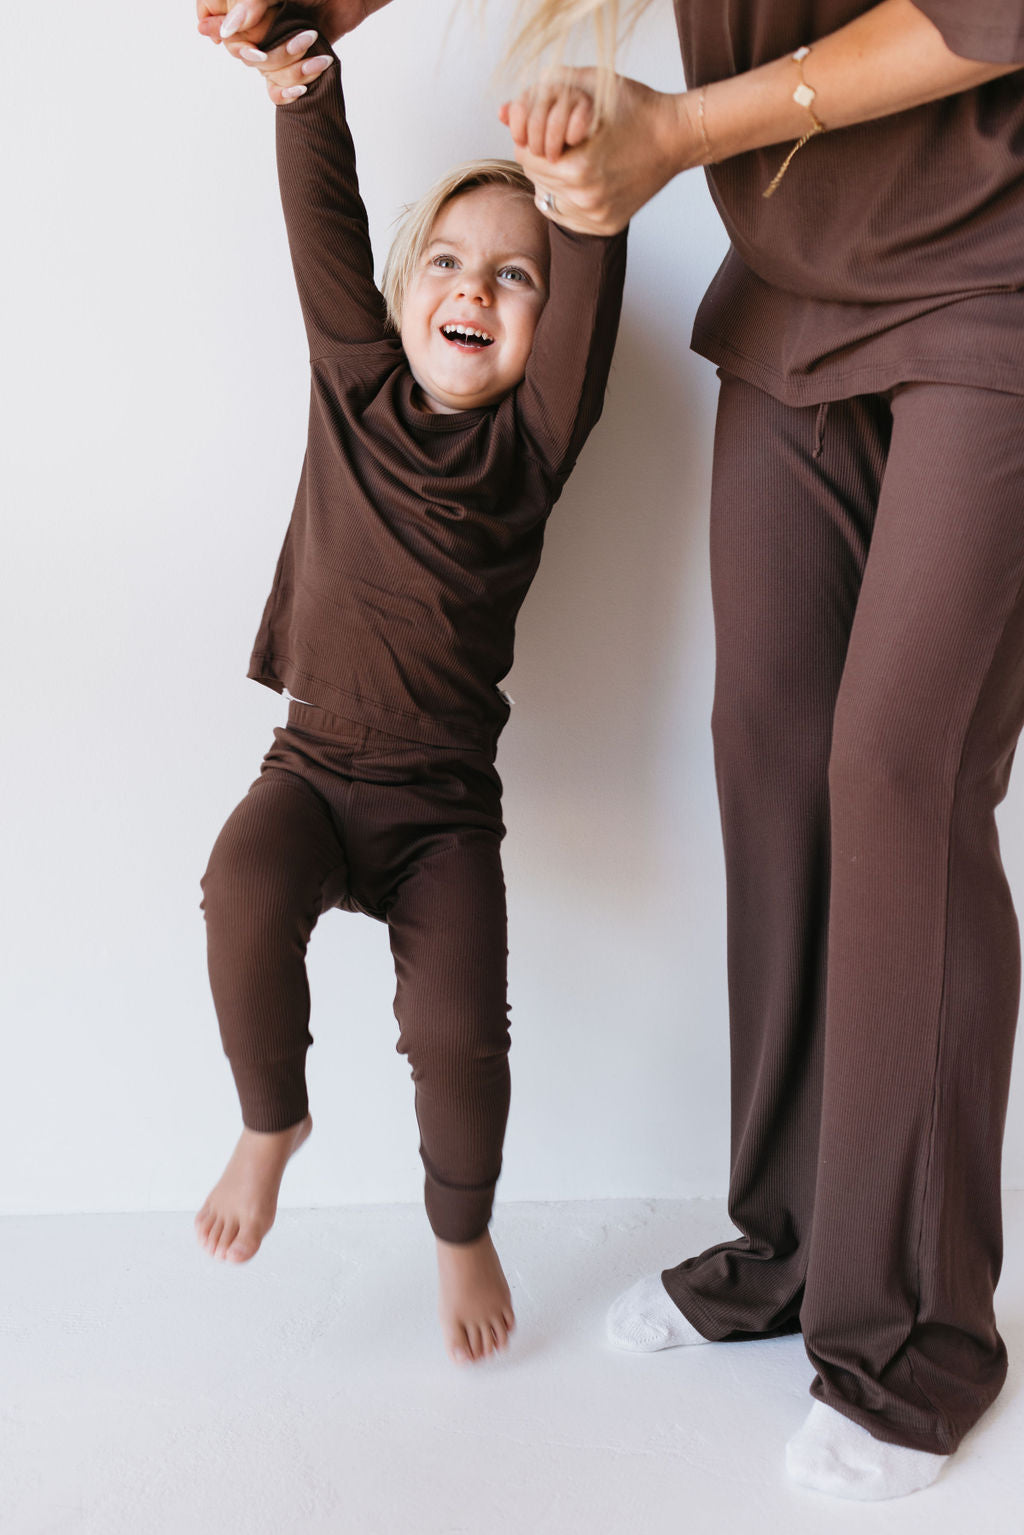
[675,0,1024,404]
[663,376,1024,1454]
[202,705,509,1244]
[249,7,627,751]
[201,9,625,1243]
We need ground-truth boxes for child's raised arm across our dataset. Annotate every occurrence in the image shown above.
[228,5,390,353]
[502,81,628,484]
[516,219,627,484]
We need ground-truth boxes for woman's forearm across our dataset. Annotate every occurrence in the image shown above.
[670,0,1020,173]
[507,0,1023,234]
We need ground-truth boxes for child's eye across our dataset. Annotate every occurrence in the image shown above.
[499,266,530,284]
[432,255,458,269]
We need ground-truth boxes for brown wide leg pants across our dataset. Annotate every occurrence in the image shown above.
[663,377,1024,1454]
[200,703,510,1245]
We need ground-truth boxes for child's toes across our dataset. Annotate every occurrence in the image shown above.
[226,1224,260,1263]
[447,1323,472,1365]
[215,1218,241,1259]
[490,1316,509,1350]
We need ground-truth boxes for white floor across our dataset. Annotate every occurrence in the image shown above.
[4,1196,1023,1535]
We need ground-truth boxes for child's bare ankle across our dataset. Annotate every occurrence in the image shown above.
[194,1114,312,1264]
[435,1227,516,1365]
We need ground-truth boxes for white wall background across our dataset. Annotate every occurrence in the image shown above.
[3,0,1022,1216]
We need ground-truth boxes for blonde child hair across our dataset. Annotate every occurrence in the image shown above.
[381,158,537,331]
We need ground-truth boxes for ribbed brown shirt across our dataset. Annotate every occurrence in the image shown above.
[675,0,1024,402]
[247,11,628,752]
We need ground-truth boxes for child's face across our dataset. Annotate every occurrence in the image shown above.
[401,184,550,414]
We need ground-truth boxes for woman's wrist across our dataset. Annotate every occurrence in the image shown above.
[695,58,810,166]
[654,89,707,183]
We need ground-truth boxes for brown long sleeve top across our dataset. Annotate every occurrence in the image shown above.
[246,12,627,754]
[675,0,1024,403]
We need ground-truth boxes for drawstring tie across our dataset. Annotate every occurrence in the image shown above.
[813,400,829,460]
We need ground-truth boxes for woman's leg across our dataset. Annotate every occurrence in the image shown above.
[661,377,892,1338]
[800,383,1024,1454]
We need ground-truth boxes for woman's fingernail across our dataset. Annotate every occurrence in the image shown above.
[239,45,268,62]
[281,84,307,100]
[220,4,247,39]
[286,29,319,55]
[301,55,332,76]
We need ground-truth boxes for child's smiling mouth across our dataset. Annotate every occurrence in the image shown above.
[440,323,495,350]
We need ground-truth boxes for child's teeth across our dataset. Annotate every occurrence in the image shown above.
[445,325,491,341]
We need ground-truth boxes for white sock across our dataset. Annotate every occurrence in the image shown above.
[785,1401,946,1500]
[605,1274,707,1352]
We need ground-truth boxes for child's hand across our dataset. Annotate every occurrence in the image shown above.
[499,73,597,163]
[501,67,665,236]
[227,27,334,103]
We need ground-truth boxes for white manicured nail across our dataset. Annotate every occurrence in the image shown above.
[287,29,318,55]
[301,55,331,75]
[281,84,307,100]
[220,4,247,39]
[239,45,267,62]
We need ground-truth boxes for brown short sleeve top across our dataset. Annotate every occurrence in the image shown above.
[674,0,1024,402]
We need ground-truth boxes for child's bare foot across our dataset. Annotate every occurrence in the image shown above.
[436,1228,515,1364]
[194,1115,312,1263]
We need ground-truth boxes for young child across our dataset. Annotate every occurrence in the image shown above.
[194,3,627,1364]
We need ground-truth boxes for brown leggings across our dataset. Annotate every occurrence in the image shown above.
[664,378,1024,1455]
[200,703,510,1244]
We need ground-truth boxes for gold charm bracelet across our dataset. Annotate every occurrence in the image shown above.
[763,45,827,199]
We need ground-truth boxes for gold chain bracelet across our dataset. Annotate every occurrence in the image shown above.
[697,84,715,164]
[763,45,827,199]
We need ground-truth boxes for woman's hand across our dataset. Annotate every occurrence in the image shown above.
[196,0,390,50]
[223,26,334,104]
[500,68,700,236]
